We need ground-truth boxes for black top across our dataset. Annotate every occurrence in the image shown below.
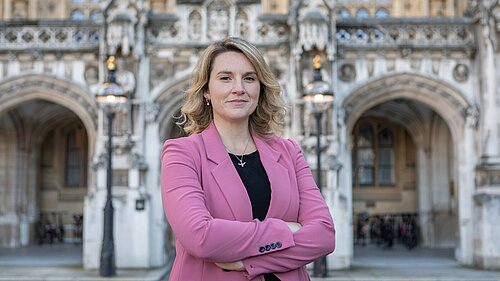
[229,151,280,281]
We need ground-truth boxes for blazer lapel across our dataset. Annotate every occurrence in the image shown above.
[252,134,292,219]
[201,123,253,221]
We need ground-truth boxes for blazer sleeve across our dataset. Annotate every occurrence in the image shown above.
[161,138,295,262]
[242,139,335,279]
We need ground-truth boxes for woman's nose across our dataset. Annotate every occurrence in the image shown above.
[231,79,245,94]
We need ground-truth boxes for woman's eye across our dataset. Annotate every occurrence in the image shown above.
[244,76,256,81]
[220,76,230,80]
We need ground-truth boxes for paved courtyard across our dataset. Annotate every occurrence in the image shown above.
[0,243,498,280]
[313,244,500,281]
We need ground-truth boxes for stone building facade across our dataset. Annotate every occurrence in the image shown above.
[0,0,499,271]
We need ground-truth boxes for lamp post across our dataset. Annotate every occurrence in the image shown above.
[302,55,334,278]
[96,55,128,277]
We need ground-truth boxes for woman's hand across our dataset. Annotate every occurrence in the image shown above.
[215,261,245,271]
[286,221,302,233]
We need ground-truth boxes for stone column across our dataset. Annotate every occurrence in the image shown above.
[473,192,500,269]
[479,21,499,161]
[417,146,433,247]
[456,122,476,266]
[142,116,165,267]
[327,113,351,270]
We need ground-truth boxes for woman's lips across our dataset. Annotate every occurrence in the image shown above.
[227,100,247,104]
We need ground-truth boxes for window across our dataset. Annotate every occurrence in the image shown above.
[70,9,86,20]
[355,123,375,186]
[90,10,102,21]
[356,8,369,19]
[375,8,389,18]
[353,121,396,187]
[65,127,87,187]
[338,8,351,19]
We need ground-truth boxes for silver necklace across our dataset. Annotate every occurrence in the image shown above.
[230,136,251,168]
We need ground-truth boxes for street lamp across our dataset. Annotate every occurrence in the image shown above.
[96,55,128,277]
[302,54,334,278]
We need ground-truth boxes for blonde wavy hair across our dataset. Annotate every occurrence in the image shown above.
[178,37,285,136]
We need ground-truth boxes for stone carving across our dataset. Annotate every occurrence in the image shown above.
[299,134,330,163]
[299,9,329,51]
[493,4,500,34]
[475,166,500,188]
[148,22,180,43]
[255,22,289,42]
[453,63,469,82]
[336,23,475,53]
[339,63,356,82]
[188,10,202,40]
[327,154,343,171]
[401,47,412,58]
[236,10,249,38]
[113,133,135,155]
[106,5,136,56]
[367,59,374,76]
[464,106,480,128]
[37,0,57,18]
[300,13,329,51]
[0,25,100,51]
[105,0,146,57]
[484,1,500,52]
[145,102,160,123]
[0,76,98,128]
[92,152,108,169]
[84,65,99,85]
[131,152,148,170]
[116,70,136,94]
[432,59,440,74]
[12,0,29,19]
[344,74,472,120]
[207,0,229,40]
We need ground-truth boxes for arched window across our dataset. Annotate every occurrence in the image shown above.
[338,8,351,19]
[70,9,86,21]
[375,8,389,18]
[378,128,395,185]
[356,8,369,19]
[90,10,102,22]
[353,121,396,187]
[355,123,375,186]
[65,127,87,187]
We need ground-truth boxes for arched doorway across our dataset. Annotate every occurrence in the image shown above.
[342,73,477,265]
[351,100,457,250]
[0,74,96,266]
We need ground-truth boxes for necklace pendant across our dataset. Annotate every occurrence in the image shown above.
[238,161,246,167]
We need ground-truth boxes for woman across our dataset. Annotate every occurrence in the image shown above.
[161,37,335,281]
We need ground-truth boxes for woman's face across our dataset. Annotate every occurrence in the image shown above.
[204,51,261,126]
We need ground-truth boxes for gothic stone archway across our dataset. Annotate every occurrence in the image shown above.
[342,72,478,265]
[0,74,97,248]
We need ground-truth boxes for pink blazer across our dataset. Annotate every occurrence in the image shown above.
[161,123,335,281]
